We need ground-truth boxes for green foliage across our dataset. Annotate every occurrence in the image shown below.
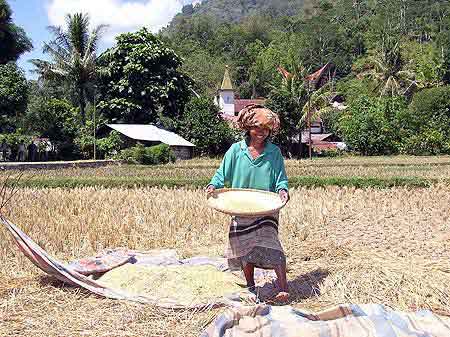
[118,143,176,165]
[96,131,124,159]
[179,97,235,156]
[265,90,302,155]
[0,0,33,64]
[339,95,407,155]
[24,98,78,142]
[0,63,28,132]
[0,131,31,147]
[97,28,193,125]
[399,86,450,155]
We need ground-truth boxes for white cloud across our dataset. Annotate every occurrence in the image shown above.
[47,0,192,42]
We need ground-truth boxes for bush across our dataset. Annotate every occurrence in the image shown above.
[178,97,235,156]
[118,143,176,165]
[316,148,345,157]
[399,86,450,155]
[339,95,406,155]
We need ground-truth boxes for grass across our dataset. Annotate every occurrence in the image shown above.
[4,155,450,189]
[2,184,450,336]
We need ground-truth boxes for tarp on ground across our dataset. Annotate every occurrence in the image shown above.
[201,303,450,337]
[0,216,240,310]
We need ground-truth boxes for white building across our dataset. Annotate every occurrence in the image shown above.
[214,66,235,116]
[214,66,265,119]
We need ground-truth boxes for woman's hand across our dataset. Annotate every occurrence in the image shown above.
[205,185,216,196]
[279,189,289,204]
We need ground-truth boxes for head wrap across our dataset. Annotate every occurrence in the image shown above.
[236,104,280,135]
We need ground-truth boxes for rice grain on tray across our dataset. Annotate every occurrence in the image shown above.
[98,264,244,305]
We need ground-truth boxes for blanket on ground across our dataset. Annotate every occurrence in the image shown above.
[201,303,450,337]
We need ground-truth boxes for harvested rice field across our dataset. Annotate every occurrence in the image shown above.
[4,155,450,189]
[1,177,450,336]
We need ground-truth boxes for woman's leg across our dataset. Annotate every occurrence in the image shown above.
[274,262,290,301]
[242,262,256,290]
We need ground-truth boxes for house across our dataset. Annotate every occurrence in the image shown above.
[214,66,266,120]
[107,124,195,160]
[213,65,346,157]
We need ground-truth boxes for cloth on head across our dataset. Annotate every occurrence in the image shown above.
[236,105,280,134]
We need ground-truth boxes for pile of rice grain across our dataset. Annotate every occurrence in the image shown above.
[98,264,244,304]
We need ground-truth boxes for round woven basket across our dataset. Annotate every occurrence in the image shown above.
[207,188,285,217]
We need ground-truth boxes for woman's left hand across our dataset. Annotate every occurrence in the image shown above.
[279,190,289,204]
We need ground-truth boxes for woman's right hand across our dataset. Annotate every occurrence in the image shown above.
[205,185,216,196]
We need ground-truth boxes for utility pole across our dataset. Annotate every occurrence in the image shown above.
[307,81,312,160]
[93,87,97,160]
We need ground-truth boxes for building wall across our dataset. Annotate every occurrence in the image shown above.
[171,146,193,160]
[219,90,235,115]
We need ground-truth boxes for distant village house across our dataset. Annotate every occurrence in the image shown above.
[213,66,345,157]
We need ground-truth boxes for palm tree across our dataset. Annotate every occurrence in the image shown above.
[298,82,335,128]
[30,13,107,125]
[361,37,416,97]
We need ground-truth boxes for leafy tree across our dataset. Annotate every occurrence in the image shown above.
[97,28,193,125]
[23,98,78,142]
[179,97,235,156]
[339,95,406,155]
[0,63,28,132]
[30,13,106,125]
[0,0,32,64]
[265,89,303,156]
[399,86,450,155]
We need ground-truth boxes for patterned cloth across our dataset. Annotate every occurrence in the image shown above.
[201,303,450,337]
[236,104,280,134]
[0,216,239,309]
[226,214,285,271]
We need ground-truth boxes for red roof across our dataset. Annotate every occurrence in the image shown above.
[234,99,266,114]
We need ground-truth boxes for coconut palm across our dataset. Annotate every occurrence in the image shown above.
[362,38,417,97]
[298,82,335,128]
[30,13,107,125]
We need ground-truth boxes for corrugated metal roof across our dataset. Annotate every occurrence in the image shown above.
[107,124,195,147]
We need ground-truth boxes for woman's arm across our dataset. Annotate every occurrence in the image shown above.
[273,148,289,203]
[208,145,235,189]
[274,149,289,193]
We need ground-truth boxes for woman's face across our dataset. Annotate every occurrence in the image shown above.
[249,126,270,145]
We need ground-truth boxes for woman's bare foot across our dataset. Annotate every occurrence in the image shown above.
[273,291,290,303]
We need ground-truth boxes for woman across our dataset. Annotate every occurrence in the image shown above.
[206,104,290,302]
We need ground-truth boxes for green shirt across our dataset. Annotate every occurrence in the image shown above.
[209,140,289,193]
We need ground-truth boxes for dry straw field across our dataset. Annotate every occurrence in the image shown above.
[2,156,450,336]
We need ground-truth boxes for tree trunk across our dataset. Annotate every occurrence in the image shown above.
[79,87,86,125]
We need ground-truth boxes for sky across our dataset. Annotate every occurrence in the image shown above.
[9,0,201,79]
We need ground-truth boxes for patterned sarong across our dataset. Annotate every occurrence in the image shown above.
[226,213,285,270]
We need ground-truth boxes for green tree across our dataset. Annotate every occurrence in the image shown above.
[0,63,28,132]
[30,13,106,125]
[359,36,417,97]
[266,90,302,157]
[0,0,32,64]
[339,95,406,155]
[97,28,193,125]
[179,97,235,156]
[400,86,450,155]
[23,98,78,142]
